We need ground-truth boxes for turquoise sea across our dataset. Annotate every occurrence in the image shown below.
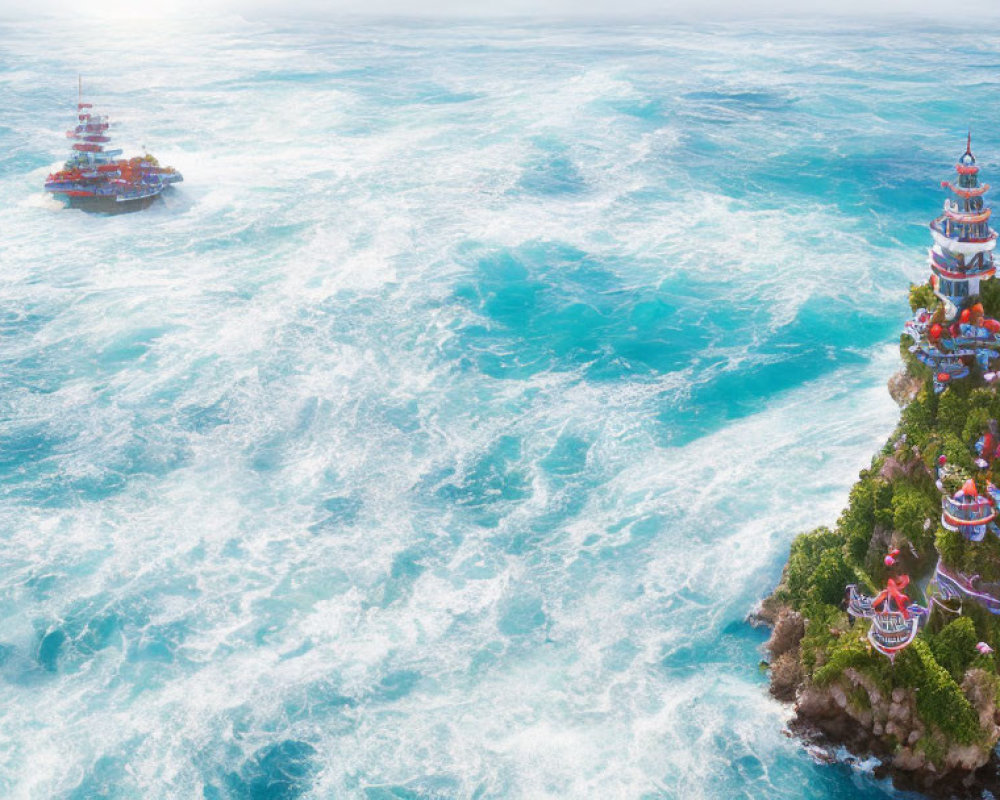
[0,15,994,799]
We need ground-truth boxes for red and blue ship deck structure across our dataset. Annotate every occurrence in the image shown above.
[44,85,182,213]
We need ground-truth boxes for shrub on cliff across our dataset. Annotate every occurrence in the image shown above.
[810,549,858,607]
[780,524,872,612]
[891,482,938,553]
[978,279,1000,319]
[895,638,982,745]
[799,603,848,675]
[840,474,882,566]
[939,431,976,477]
[927,616,978,682]
[781,527,844,603]
[962,406,993,448]
[909,282,936,313]
[936,524,1000,584]
[960,603,1000,670]
[935,525,965,571]
[898,385,935,453]
[899,334,928,382]
[811,621,890,689]
[937,386,972,439]
[962,534,1000,584]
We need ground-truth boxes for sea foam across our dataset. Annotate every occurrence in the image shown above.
[0,17,973,799]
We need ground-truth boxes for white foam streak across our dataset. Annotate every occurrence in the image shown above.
[0,17,942,800]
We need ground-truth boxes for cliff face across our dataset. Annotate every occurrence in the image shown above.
[888,369,925,408]
[763,602,1000,790]
[763,283,1000,792]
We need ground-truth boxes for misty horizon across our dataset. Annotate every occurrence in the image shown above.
[4,0,1000,22]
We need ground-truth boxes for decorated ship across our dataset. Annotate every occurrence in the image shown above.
[44,80,182,213]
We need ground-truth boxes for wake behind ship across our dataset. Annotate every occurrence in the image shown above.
[44,83,182,213]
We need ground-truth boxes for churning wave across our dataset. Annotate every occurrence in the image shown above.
[0,15,985,799]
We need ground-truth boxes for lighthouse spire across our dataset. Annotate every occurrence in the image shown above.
[968,129,973,158]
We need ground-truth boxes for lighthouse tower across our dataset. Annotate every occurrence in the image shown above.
[929,134,997,317]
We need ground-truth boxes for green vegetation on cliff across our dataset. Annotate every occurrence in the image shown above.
[769,281,1000,768]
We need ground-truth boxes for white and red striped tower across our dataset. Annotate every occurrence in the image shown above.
[930,134,997,317]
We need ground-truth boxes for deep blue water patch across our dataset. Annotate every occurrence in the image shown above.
[96,325,172,367]
[515,138,588,196]
[448,240,897,446]
[433,434,532,526]
[36,626,66,672]
[218,740,318,800]
[0,423,65,481]
[656,297,897,446]
[448,241,698,380]
[371,669,422,703]
[64,754,129,800]
[309,494,363,533]
[362,777,462,800]
[496,594,547,637]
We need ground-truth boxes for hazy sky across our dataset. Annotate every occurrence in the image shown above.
[2,0,999,20]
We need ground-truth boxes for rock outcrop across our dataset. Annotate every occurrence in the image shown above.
[761,596,1000,794]
[888,369,923,407]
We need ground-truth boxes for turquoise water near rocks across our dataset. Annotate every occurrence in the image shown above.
[0,15,993,799]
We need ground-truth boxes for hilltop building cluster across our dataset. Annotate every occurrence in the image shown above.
[764,137,1000,789]
[850,139,1000,662]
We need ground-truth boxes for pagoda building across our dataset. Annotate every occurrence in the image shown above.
[930,134,997,316]
[846,576,924,661]
[941,478,996,542]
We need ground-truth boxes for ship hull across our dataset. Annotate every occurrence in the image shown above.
[59,192,161,214]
